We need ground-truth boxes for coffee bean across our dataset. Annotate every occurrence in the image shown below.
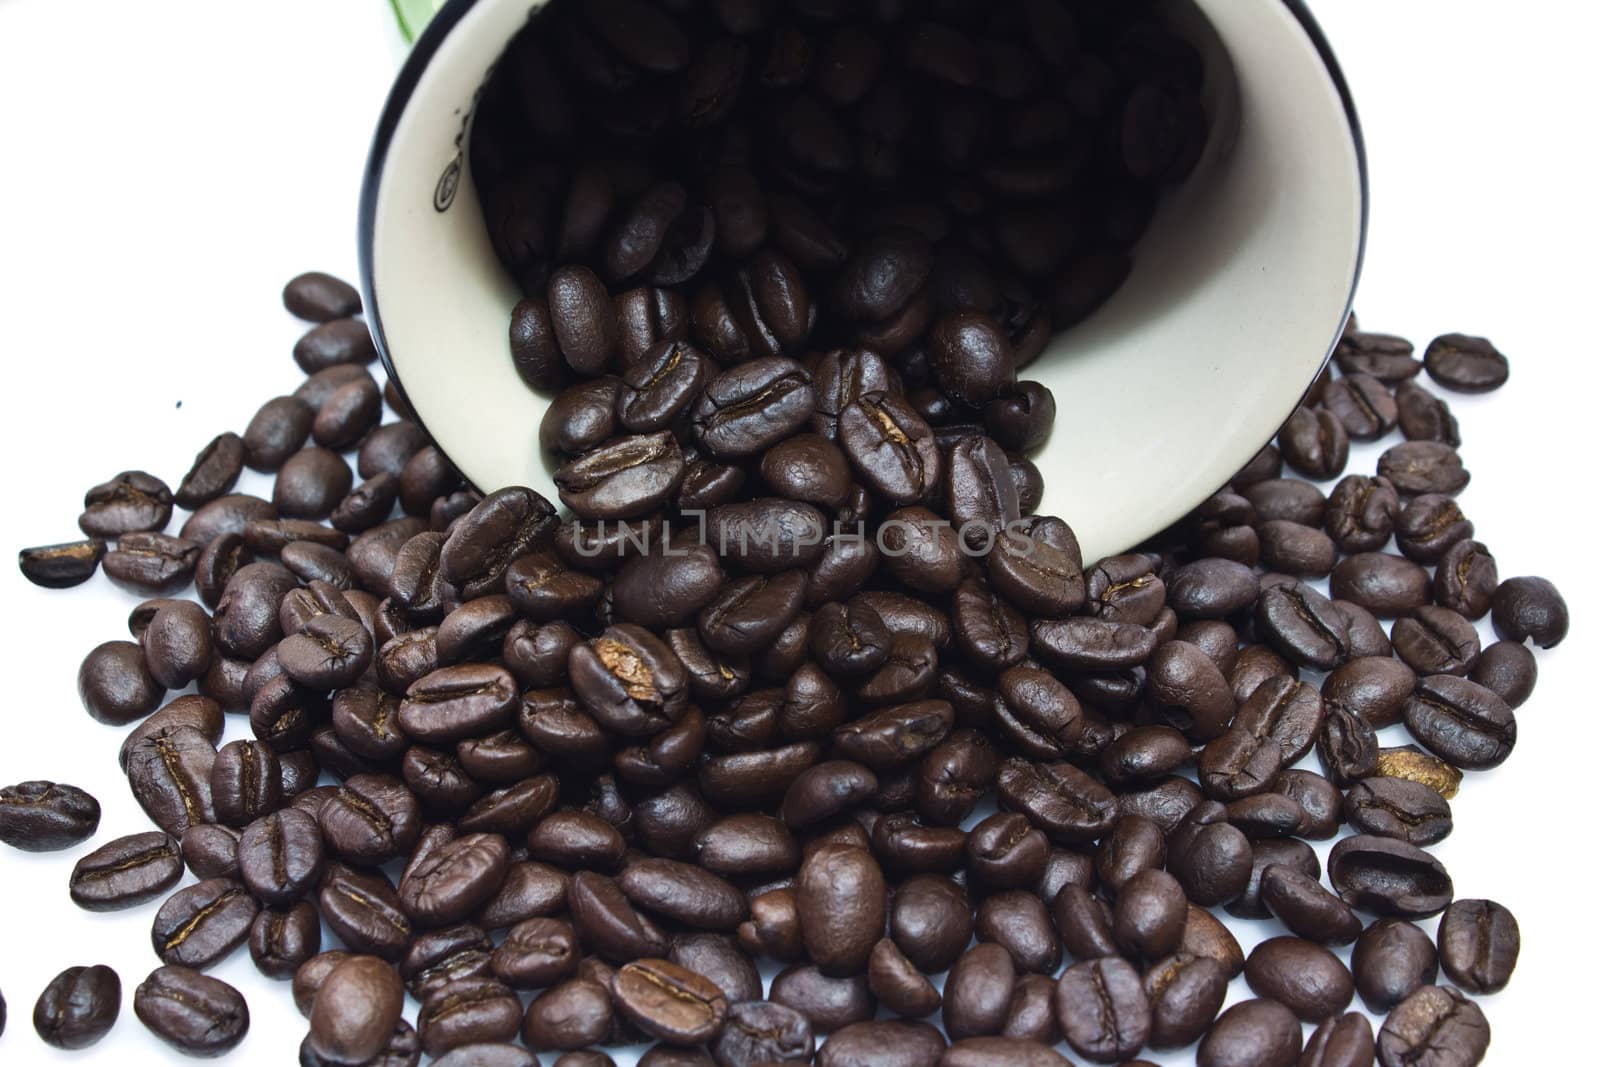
[1402,674,1516,769]
[1344,777,1453,846]
[611,958,728,1045]
[417,976,525,1055]
[1437,898,1519,994]
[434,1044,541,1067]
[1334,331,1420,381]
[1329,835,1453,918]
[713,999,814,1066]
[1377,441,1470,496]
[308,955,405,1064]
[0,780,100,851]
[1490,574,1569,647]
[1053,956,1150,1062]
[1244,936,1353,1020]
[151,877,258,968]
[1301,1012,1376,1067]
[284,270,359,320]
[70,831,183,910]
[182,823,241,880]
[1376,985,1489,1067]
[1279,405,1349,479]
[1395,379,1461,445]
[1196,998,1302,1067]
[32,964,120,1049]
[1143,952,1227,1049]
[1321,372,1398,440]
[1424,332,1508,392]
[522,977,615,1050]
[555,432,686,520]
[814,1019,945,1067]
[1469,640,1536,708]
[134,965,249,1055]
[18,538,107,588]
[249,901,321,979]
[797,844,887,976]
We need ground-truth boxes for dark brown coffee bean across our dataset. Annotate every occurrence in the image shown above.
[814,1019,945,1066]
[1402,674,1516,769]
[1491,574,1569,647]
[611,958,728,1046]
[1424,332,1508,392]
[1197,998,1302,1067]
[70,831,184,910]
[1142,952,1227,1050]
[1437,898,1519,994]
[308,955,405,1065]
[134,965,249,1056]
[1329,835,1452,918]
[150,877,258,969]
[1469,640,1536,708]
[1279,405,1349,479]
[1053,956,1150,1063]
[1376,986,1489,1067]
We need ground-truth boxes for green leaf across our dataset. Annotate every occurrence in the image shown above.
[391,0,446,43]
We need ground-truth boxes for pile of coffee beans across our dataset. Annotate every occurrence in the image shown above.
[472,0,1208,412]
[0,8,1569,1067]
[8,258,1565,1067]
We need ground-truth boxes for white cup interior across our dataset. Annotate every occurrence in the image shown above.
[363,0,1365,564]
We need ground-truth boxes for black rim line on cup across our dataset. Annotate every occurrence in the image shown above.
[358,0,1370,512]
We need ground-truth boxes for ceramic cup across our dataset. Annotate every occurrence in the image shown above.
[359,0,1367,564]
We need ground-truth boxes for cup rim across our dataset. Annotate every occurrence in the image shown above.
[358,0,1369,548]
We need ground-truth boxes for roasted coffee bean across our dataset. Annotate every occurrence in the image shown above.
[1256,582,1349,670]
[1395,494,1472,564]
[1377,441,1470,496]
[401,664,520,743]
[210,739,282,827]
[1353,919,1439,1013]
[401,925,494,1001]
[547,264,618,374]
[1301,1012,1376,1067]
[150,875,258,970]
[1112,868,1186,961]
[249,901,321,979]
[284,270,359,320]
[569,870,671,963]
[1246,479,1326,527]
[1321,373,1398,440]
[1196,998,1303,1067]
[69,831,182,911]
[1167,803,1252,906]
[1279,405,1349,479]
[889,873,972,974]
[797,844,887,975]
[1335,331,1420,381]
[1377,985,1489,1067]
[1244,936,1353,1021]
[399,833,512,927]
[0,780,100,851]
[611,958,729,1046]
[1146,640,1234,740]
[1344,777,1453,846]
[134,965,249,1056]
[1054,956,1150,1063]
[102,532,200,594]
[1329,835,1452,918]
[1094,814,1165,892]
[1402,674,1516,769]
[1395,379,1461,445]
[522,977,615,1050]
[975,890,1059,975]
[433,1044,540,1067]
[1325,474,1400,553]
[319,773,422,866]
[1392,606,1480,677]
[19,537,106,588]
[1491,574,1569,647]
[1143,952,1227,1050]
[417,976,524,1055]
[307,955,405,1065]
[182,823,241,880]
[1317,705,1379,787]
[941,942,1015,1041]
[1424,332,1508,392]
[32,964,121,1049]
[79,470,172,538]
[1437,898,1519,994]
[838,391,941,505]
[1470,640,1537,708]
[692,357,816,458]
[813,1019,945,1066]
[570,624,689,736]
[866,937,940,1018]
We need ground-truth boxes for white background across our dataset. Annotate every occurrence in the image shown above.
[0,1,1596,1063]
